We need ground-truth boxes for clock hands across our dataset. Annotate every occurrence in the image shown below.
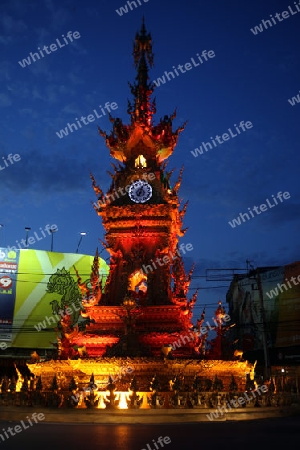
[136,187,144,197]
[128,179,152,203]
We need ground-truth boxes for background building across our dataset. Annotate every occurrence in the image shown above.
[226,261,300,366]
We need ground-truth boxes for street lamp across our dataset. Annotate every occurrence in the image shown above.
[76,232,86,254]
[25,227,31,247]
[50,228,57,252]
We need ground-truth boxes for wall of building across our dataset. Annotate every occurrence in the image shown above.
[226,261,300,352]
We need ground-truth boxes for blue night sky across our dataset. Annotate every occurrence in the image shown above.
[0,0,300,320]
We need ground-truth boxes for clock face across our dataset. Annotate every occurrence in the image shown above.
[128,180,152,203]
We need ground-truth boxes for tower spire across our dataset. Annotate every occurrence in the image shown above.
[133,17,154,71]
[128,19,156,125]
[98,20,186,164]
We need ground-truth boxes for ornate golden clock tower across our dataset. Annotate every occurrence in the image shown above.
[28,23,249,392]
[85,21,198,356]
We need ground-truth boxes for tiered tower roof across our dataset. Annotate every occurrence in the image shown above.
[98,20,186,164]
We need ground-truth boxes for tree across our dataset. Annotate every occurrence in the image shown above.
[36,376,43,391]
[69,377,77,392]
[212,375,223,391]
[21,376,29,392]
[229,375,238,392]
[9,377,16,393]
[50,375,58,391]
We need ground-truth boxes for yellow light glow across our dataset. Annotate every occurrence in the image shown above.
[135,155,147,168]
[118,392,129,409]
[128,270,147,292]
[14,366,23,392]
[97,392,109,409]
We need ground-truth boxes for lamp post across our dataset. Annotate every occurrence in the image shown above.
[0,224,3,248]
[281,368,286,392]
[25,227,31,248]
[76,232,86,254]
[256,268,271,381]
[50,228,57,252]
[122,296,136,336]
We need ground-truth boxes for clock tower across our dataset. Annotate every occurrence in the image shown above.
[28,22,249,390]
[86,21,198,356]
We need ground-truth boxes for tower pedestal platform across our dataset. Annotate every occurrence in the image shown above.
[28,357,254,392]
